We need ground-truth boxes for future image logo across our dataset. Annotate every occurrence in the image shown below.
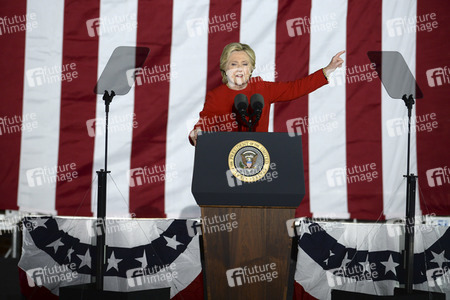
[86,112,138,138]
[386,118,405,137]
[226,268,245,287]
[126,68,144,87]
[126,263,178,288]
[427,267,450,287]
[386,18,405,37]
[127,163,178,187]
[0,13,38,36]
[86,18,101,37]
[326,261,379,288]
[186,219,202,236]
[26,68,45,87]
[25,163,78,187]
[426,167,449,187]
[25,264,78,287]
[186,13,238,38]
[326,168,346,187]
[426,67,449,87]
[126,64,176,87]
[286,17,308,37]
[186,18,206,37]
[386,13,438,38]
[226,263,278,287]
[326,163,378,187]
[286,13,337,37]
[25,63,79,88]
[386,113,439,138]
[286,113,338,137]
[85,14,137,37]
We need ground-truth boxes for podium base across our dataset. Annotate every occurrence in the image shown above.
[201,206,294,299]
[331,288,445,300]
[59,283,170,300]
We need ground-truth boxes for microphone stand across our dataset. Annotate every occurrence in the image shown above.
[237,108,262,132]
[237,109,251,131]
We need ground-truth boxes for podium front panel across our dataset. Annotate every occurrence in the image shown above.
[192,132,305,207]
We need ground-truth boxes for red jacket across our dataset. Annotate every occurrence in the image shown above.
[190,69,328,145]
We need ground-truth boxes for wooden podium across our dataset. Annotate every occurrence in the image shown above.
[192,132,305,300]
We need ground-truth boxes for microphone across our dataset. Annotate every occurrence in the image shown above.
[234,94,249,129]
[234,94,248,114]
[250,94,264,131]
[250,93,264,115]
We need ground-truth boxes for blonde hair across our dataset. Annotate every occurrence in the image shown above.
[220,42,256,84]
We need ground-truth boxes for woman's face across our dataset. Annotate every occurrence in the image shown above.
[225,51,252,89]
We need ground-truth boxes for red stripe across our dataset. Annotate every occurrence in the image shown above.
[274,0,312,218]
[416,0,450,215]
[130,0,174,218]
[0,1,27,211]
[294,282,318,300]
[206,0,242,92]
[345,0,383,220]
[55,0,100,216]
[172,273,204,299]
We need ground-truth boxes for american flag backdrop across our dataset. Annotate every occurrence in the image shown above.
[0,0,449,220]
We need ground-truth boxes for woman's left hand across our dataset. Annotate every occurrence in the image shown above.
[323,50,345,77]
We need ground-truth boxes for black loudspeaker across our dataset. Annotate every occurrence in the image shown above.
[59,283,170,300]
[331,289,445,300]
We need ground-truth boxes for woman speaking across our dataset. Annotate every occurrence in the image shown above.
[189,42,344,146]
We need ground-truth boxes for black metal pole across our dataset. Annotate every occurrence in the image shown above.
[95,90,114,290]
[402,94,416,294]
[95,170,107,290]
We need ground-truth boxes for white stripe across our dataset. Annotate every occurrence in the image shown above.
[240,0,278,132]
[17,0,65,214]
[309,0,349,218]
[382,0,420,219]
[164,0,210,218]
[91,0,138,217]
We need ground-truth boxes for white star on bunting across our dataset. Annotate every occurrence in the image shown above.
[381,254,399,276]
[359,254,371,273]
[77,249,91,269]
[430,250,449,269]
[107,251,122,272]
[47,237,64,253]
[135,250,148,268]
[164,235,183,250]
[33,219,48,229]
[341,253,353,268]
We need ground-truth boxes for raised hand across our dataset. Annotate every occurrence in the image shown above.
[323,50,345,77]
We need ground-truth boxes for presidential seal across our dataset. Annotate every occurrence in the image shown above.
[228,140,270,182]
